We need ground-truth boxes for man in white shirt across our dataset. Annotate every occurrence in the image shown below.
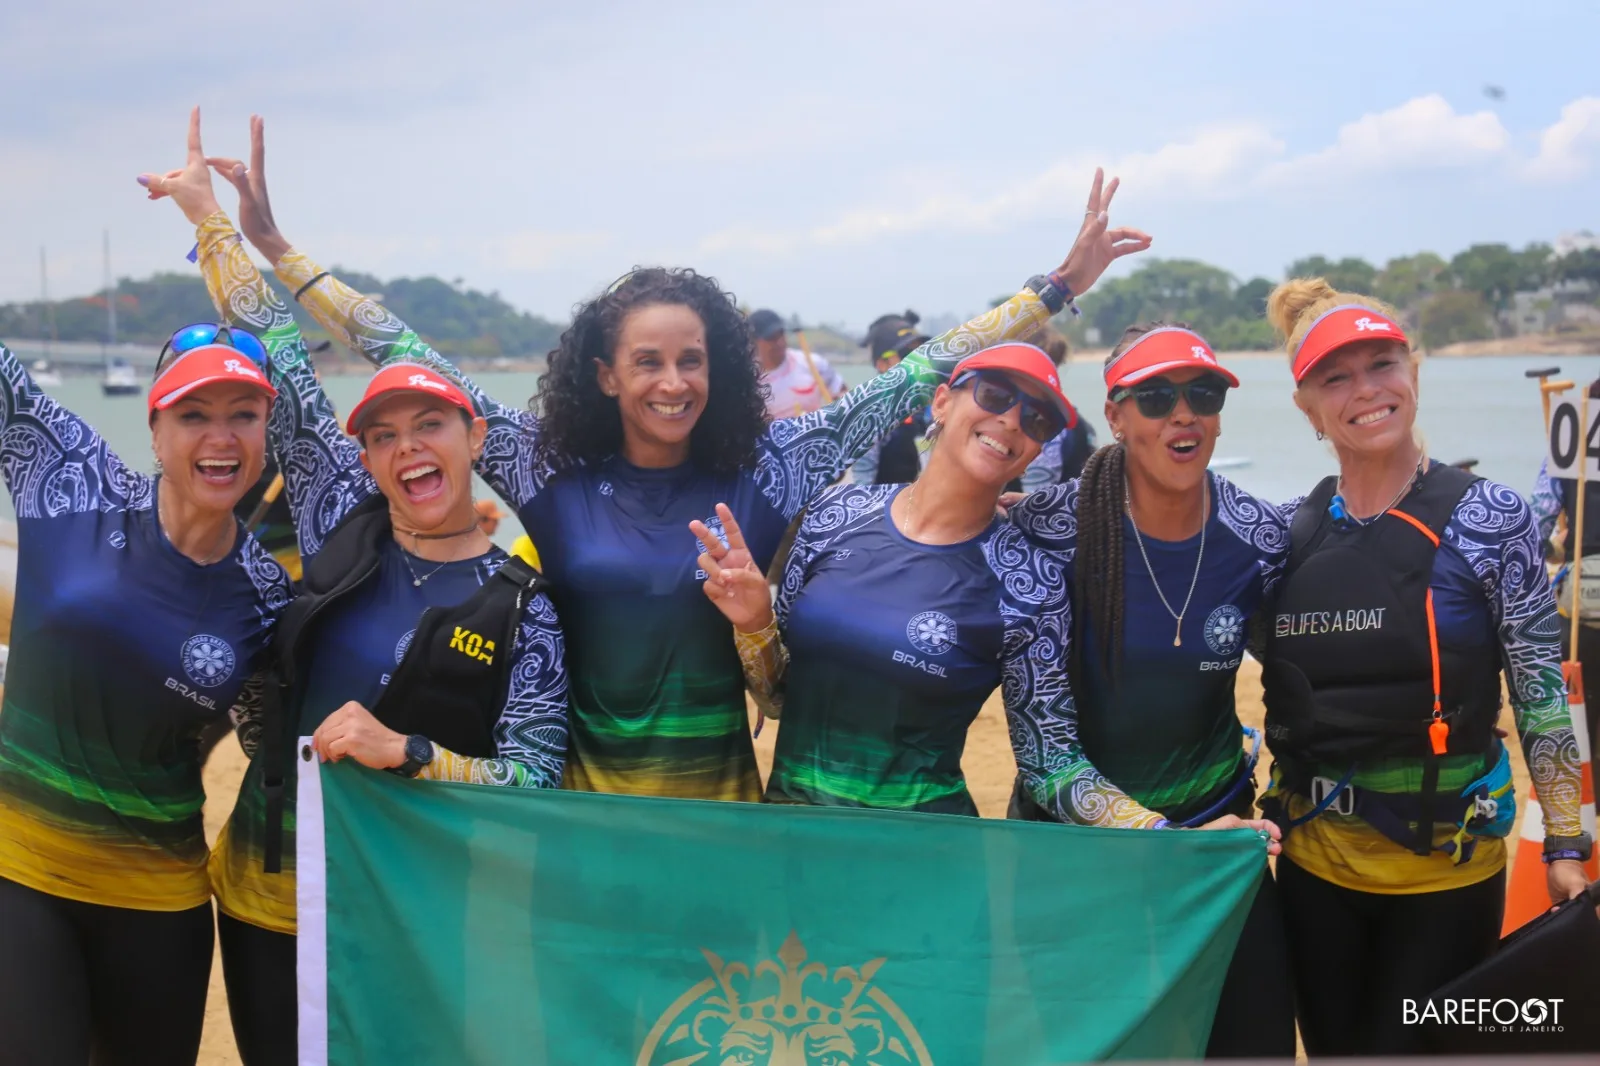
[748,308,847,421]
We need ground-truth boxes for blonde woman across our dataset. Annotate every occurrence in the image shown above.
[1258,278,1588,1056]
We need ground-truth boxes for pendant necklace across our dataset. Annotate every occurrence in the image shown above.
[1125,478,1208,647]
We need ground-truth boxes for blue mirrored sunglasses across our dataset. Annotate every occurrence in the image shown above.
[153,323,269,383]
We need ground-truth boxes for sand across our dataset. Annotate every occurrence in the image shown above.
[194,660,1532,1064]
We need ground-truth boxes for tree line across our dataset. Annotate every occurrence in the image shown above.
[0,269,566,360]
[1061,243,1600,351]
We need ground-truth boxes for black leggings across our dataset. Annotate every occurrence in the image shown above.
[1277,856,1504,1057]
[0,873,213,1066]
[1204,868,1297,1059]
[217,910,298,1066]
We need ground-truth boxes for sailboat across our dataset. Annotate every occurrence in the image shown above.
[98,231,139,397]
[31,248,63,387]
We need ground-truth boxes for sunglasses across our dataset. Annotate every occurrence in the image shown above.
[1110,373,1230,419]
[153,323,269,383]
[951,370,1068,444]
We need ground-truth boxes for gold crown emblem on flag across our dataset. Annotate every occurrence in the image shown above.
[638,931,931,1065]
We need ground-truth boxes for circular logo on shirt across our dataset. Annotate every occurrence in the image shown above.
[181,634,237,688]
[107,531,126,549]
[907,611,958,656]
[1203,605,1245,657]
[395,629,416,665]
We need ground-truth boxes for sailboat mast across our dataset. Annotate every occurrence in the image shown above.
[103,229,117,352]
[39,247,51,362]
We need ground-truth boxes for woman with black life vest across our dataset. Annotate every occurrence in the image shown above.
[1001,324,1297,1059]
[265,146,1149,802]
[0,108,292,1066]
[162,115,570,1066]
[1259,278,1589,1057]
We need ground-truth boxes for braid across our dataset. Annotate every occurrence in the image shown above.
[1072,442,1127,687]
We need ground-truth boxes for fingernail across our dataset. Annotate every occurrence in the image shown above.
[136,175,148,186]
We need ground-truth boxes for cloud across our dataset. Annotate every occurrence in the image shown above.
[698,122,1285,255]
[702,94,1588,256]
[1525,97,1600,181]
[1262,94,1508,186]
[484,230,613,272]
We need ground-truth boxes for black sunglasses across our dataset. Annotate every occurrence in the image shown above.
[952,370,1068,444]
[1111,373,1230,419]
[153,323,270,384]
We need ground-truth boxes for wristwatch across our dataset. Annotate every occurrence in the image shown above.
[1024,273,1082,318]
[1541,832,1593,864]
[393,734,434,779]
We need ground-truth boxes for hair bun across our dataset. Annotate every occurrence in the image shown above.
[1266,278,1338,340]
[903,310,920,326]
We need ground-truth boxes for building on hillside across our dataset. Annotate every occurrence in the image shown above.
[1502,280,1600,335]
[1555,230,1600,258]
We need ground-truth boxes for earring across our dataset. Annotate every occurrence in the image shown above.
[926,419,944,443]
[153,454,164,476]
[1315,430,1325,441]
[1113,431,1124,443]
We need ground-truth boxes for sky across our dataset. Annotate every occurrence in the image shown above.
[2,0,1598,332]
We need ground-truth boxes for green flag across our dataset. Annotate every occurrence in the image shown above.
[296,749,1265,1064]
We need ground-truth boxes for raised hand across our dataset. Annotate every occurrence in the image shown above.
[137,107,223,225]
[1055,167,1153,298]
[205,114,291,264]
[689,503,774,634]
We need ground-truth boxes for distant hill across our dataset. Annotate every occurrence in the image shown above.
[0,269,566,360]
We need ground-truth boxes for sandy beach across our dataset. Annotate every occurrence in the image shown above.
[193,660,1533,1064]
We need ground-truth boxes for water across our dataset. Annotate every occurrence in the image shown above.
[6,358,1593,543]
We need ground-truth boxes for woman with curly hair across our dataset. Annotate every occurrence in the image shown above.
[213,119,1147,801]
[1257,278,1587,1056]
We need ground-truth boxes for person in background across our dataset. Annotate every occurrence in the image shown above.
[851,311,931,485]
[750,308,847,420]
[1533,388,1600,761]
[1019,328,1098,491]
[1260,278,1587,1056]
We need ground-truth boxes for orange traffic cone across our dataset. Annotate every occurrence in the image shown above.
[1503,661,1599,934]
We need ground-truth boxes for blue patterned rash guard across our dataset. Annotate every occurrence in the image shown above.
[194,212,568,933]
[274,247,1058,803]
[765,482,1167,827]
[1007,472,1290,823]
[0,344,292,912]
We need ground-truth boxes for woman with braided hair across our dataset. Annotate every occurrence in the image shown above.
[1005,322,1297,1059]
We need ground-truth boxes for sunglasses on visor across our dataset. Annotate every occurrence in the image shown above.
[1110,373,1230,419]
[152,323,270,384]
[952,370,1068,444]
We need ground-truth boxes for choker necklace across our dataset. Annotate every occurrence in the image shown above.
[395,520,479,541]
[1125,477,1208,648]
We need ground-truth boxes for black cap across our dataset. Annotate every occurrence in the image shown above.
[747,309,786,341]
[862,311,928,361]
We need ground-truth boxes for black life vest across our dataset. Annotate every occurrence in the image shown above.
[1557,475,1600,560]
[259,494,545,871]
[874,413,926,484]
[1261,464,1502,766]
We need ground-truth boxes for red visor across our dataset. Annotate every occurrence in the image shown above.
[1102,327,1238,392]
[149,345,277,413]
[951,342,1077,428]
[345,362,474,435]
[1291,304,1409,383]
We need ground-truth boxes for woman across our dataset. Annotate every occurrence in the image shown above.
[1259,278,1588,1056]
[157,116,570,1066]
[1000,324,1297,1058]
[210,114,1150,803]
[0,114,291,1066]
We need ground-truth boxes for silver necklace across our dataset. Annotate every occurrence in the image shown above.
[1333,457,1424,527]
[400,551,452,588]
[1125,478,1208,648]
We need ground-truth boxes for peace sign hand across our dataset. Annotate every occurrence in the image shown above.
[205,114,291,264]
[689,503,775,634]
[137,107,223,226]
[1054,167,1153,299]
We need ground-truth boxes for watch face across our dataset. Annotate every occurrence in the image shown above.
[405,735,433,766]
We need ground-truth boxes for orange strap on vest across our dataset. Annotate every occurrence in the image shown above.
[1386,507,1450,754]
